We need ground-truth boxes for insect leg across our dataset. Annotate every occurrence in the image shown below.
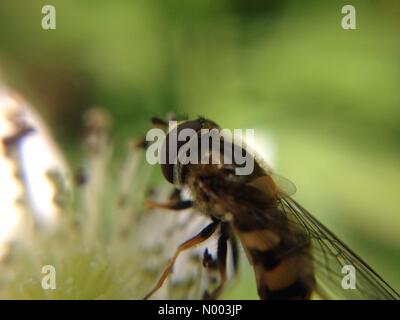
[229,234,240,276]
[145,188,193,211]
[203,222,230,300]
[145,199,193,210]
[143,219,220,300]
[168,188,183,201]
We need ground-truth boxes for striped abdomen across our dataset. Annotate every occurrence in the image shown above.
[234,214,315,300]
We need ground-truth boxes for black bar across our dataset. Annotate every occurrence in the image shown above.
[0,300,398,318]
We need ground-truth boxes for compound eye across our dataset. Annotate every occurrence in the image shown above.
[160,120,203,184]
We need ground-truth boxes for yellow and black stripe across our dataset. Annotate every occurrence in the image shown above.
[235,222,315,300]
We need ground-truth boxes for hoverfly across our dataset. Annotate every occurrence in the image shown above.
[143,117,399,300]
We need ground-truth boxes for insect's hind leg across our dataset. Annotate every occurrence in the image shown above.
[143,219,220,300]
[203,222,231,300]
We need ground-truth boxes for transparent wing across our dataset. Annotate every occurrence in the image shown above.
[271,173,297,197]
[279,197,400,300]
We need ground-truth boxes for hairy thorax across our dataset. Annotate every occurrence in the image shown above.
[184,165,235,222]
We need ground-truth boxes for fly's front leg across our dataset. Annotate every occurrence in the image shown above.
[144,219,220,300]
[203,222,230,300]
[145,199,193,210]
[145,188,193,211]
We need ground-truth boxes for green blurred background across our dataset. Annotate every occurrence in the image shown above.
[0,0,399,298]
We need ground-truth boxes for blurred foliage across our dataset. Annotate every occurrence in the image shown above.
[0,0,399,298]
